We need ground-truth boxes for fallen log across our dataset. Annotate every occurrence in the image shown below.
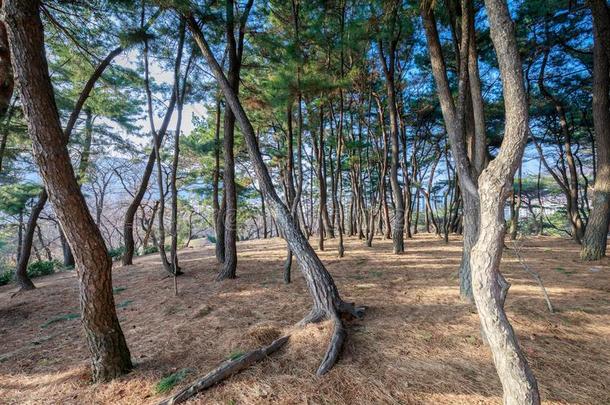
[157,335,289,405]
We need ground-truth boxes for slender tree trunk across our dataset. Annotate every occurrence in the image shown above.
[217,0,254,280]
[122,100,176,265]
[169,24,189,286]
[37,225,52,260]
[212,98,225,262]
[5,0,132,381]
[379,30,405,254]
[582,0,610,260]
[15,191,47,290]
[471,0,540,402]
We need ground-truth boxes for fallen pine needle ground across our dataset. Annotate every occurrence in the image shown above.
[0,234,609,404]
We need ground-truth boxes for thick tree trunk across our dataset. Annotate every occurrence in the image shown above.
[5,0,132,381]
[187,17,363,374]
[582,0,610,260]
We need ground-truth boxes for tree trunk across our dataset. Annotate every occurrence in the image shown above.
[187,17,363,375]
[5,0,132,381]
[581,0,610,260]
[14,190,47,290]
[122,94,176,266]
[212,98,224,261]
[217,0,253,280]
[471,0,540,402]
[0,12,13,118]
[379,28,405,254]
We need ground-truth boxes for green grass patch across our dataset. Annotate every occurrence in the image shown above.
[153,368,192,394]
[369,271,383,278]
[41,313,80,328]
[555,267,575,275]
[116,299,133,308]
[228,350,245,361]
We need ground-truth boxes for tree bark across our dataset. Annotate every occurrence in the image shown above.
[216,0,254,280]
[4,0,132,381]
[471,0,540,402]
[0,9,13,118]
[582,0,610,260]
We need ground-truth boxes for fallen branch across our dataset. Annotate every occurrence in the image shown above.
[509,238,554,313]
[157,335,289,405]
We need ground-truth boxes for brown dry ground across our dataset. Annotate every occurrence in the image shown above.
[0,234,609,404]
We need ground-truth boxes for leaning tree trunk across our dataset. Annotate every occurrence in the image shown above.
[4,0,132,382]
[14,190,47,290]
[581,0,610,261]
[187,16,363,375]
[122,93,176,266]
[470,0,540,402]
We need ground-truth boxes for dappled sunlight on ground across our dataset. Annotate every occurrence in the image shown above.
[0,233,608,404]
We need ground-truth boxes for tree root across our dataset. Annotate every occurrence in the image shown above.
[299,301,366,375]
[157,335,289,405]
[316,315,346,376]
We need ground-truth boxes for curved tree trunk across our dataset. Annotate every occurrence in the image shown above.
[122,93,177,266]
[4,0,132,381]
[582,0,610,261]
[471,0,540,402]
[187,17,363,375]
[14,190,47,290]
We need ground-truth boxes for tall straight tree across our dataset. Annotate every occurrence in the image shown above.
[581,0,610,260]
[421,0,487,301]
[216,0,254,280]
[3,0,132,381]
[377,0,406,254]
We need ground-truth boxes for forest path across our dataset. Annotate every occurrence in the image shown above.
[0,234,608,404]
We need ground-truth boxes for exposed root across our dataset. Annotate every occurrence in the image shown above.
[316,314,347,376]
[338,301,366,320]
[298,308,326,326]
[157,335,289,405]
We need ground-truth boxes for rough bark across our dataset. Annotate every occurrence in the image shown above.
[4,0,132,381]
[471,0,540,402]
[0,9,13,117]
[216,0,253,280]
[581,0,610,260]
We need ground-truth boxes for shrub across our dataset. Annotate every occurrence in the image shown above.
[109,246,125,260]
[27,260,57,278]
[141,245,158,255]
[0,269,13,286]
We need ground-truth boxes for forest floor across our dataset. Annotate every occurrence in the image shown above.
[0,234,609,404]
